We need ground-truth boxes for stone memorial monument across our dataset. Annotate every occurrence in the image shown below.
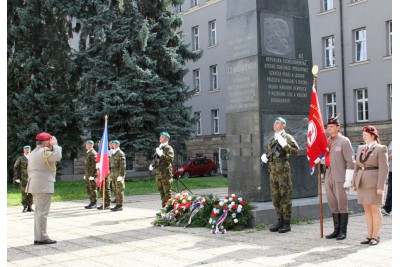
[226,0,318,202]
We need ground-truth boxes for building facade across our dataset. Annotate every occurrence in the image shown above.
[180,0,392,164]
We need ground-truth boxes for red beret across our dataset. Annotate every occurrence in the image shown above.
[363,125,379,138]
[36,132,52,141]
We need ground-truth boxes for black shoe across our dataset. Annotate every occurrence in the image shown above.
[110,205,123,211]
[326,213,340,239]
[111,199,116,203]
[85,202,97,209]
[27,205,34,212]
[97,205,110,210]
[369,237,380,245]
[269,219,283,232]
[278,220,291,233]
[34,239,57,245]
[360,237,372,244]
[22,206,28,213]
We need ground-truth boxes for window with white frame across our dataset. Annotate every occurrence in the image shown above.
[209,20,217,46]
[194,112,201,135]
[192,0,199,7]
[388,84,392,119]
[193,69,200,93]
[323,0,333,11]
[354,28,367,62]
[324,36,335,68]
[210,65,218,90]
[387,21,392,56]
[192,26,199,51]
[356,89,368,122]
[211,109,219,134]
[325,93,337,121]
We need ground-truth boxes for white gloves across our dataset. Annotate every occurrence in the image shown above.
[343,169,354,189]
[276,134,288,148]
[15,179,20,183]
[117,176,123,182]
[96,163,100,169]
[261,153,268,163]
[89,176,94,181]
[83,176,86,180]
[149,164,154,171]
[156,147,163,157]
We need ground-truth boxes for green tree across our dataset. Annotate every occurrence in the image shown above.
[76,0,201,157]
[7,0,82,181]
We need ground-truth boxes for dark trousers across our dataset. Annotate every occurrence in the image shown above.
[383,172,392,213]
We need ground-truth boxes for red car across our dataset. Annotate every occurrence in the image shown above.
[173,157,218,178]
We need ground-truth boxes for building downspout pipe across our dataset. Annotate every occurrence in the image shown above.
[339,0,347,135]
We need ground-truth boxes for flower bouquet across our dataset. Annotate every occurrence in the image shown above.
[209,194,254,233]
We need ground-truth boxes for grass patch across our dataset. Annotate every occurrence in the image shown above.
[7,176,228,206]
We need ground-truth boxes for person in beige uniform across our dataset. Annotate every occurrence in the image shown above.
[324,116,355,240]
[352,125,388,246]
[26,132,62,245]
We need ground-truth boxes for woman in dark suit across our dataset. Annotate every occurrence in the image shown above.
[352,125,388,245]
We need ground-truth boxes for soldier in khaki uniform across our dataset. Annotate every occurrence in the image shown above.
[13,145,33,212]
[109,140,126,211]
[149,132,174,207]
[261,117,299,233]
[324,116,355,240]
[84,140,98,209]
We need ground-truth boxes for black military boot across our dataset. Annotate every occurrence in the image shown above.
[27,205,34,212]
[336,213,349,240]
[110,205,123,211]
[97,205,110,210]
[22,205,28,213]
[85,202,97,209]
[325,213,340,239]
[111,199,116,203]
[278,220,291,233]
[269,218,283,232]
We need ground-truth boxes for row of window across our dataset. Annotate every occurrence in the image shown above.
[325,84,392,122]
[323,0,367,12]
[323,21,392,68]
[194,110,220,135]
[193,65,218,92]
[192,20,217,50]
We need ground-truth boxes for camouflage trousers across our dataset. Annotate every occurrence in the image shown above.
[98,175,111,207]
[111,177,125,206]
[20,181,33,206]
[86,178,98,203]
[269,161,293,221]
[156,175,173,207]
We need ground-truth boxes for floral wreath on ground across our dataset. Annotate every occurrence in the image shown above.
[208,194,254,234]
[152,192,254,234]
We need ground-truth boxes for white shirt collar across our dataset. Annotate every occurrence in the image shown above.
[274,130,285,139]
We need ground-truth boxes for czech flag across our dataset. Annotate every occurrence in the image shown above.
[96,121,110,187]
[306,85,328,173]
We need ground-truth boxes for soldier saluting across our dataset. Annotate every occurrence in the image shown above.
[149,132,174,207]
[84,140,98,209]
[13,145,34,212]
[109,140,126,211]
[261,117,299,233]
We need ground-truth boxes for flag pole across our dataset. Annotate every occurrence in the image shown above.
[312,66,324,238]
[102,115,108,210]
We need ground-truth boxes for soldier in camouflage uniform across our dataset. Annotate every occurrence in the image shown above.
[109,140,126,211]
[261,117,299,233]
[13,145,34,212]
[149,132,174,207]
[84,140,98,209]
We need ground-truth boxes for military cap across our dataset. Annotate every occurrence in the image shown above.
[36,132,52,141]
[86,140,94,144]
[23,145,31,149]
[160,132,170,139]
[363,125,379,138]
[327,114,340,125]
[274,117,286,125]
[111,140,120,145]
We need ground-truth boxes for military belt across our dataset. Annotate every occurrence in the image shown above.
[360,166,378,171]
